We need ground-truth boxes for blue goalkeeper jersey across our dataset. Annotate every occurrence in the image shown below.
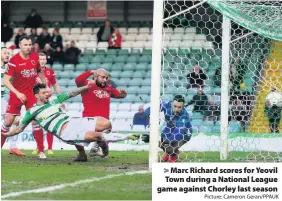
[145,101,193,142]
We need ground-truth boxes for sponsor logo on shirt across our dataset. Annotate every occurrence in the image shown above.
[93,90,110,98]
[19,63,26,66]
[20,69,37,78]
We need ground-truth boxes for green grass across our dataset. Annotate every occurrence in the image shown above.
[1,151,151,200]
[2,150,281,200]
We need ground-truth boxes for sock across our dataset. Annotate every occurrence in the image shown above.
[102,132,131,142]
[46,132,53,150]
[32,124,44,152]
[9,124,17,149]
[1,125,10,148]
[75,145,86,156]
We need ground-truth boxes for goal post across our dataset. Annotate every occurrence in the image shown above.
[149,0,164,170]
[149,0,282,169]
[219,16,231,160]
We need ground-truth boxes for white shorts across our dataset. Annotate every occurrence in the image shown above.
[60,117,97,147]
[1,98,8,116]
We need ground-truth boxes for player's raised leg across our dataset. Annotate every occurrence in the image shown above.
[63,117,136,162]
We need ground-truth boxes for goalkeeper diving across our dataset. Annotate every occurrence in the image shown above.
[144,95,193,163]
[1,83,140,161]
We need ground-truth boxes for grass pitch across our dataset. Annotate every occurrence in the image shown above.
[1,151,151,200]
[1,149,281,200]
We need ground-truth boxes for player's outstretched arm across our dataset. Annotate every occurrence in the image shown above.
[1,124,26,137]
[68,81,93,98]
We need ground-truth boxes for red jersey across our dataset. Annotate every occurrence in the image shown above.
[75,71,120,119]
[6,52,41,95]
[43,67,57,87]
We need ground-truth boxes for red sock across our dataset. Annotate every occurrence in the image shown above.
[33,126,44,152]
[46,132,53,150]
[1,125,10,148]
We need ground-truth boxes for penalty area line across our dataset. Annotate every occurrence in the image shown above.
[1,170,150,199]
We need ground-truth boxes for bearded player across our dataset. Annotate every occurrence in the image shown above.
[31,52,63,155]
[74,68,127,161]
[145,95,193,162]
[2,35,47,159]
[2,83,139,161]
[1,47,25,156]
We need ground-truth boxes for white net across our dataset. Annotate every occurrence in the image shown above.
[158,0,282,162]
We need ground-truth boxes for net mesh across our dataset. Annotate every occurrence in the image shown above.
[208,0,282,41]
[159,0,282,163]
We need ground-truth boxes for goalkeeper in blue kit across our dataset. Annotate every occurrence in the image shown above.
[145,95,193,163]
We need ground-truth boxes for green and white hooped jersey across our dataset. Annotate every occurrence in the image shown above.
[20,93,70,137]
[1,65,7,96]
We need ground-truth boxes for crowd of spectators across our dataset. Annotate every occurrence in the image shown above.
[184,57,253,131]
[2,9,257,132]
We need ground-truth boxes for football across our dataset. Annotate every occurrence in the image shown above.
[265,91,282,108]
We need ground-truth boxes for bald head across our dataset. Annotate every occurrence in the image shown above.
[95,68,109,88]
[96,68,108,75]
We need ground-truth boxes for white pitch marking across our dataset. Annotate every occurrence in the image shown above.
[1,170,150,199]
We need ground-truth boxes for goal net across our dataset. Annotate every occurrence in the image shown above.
[150,0,282,165]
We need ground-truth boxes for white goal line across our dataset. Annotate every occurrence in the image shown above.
[1,170,150,199]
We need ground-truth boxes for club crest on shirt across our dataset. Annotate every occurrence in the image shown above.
[46,71,50,75]
[31,60,36,65]
[93,90,110,98]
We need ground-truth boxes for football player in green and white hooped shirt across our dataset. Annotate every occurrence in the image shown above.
[1,83,142,162]
[1,47,25,156]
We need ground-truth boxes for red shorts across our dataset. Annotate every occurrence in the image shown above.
[6,93,36,115]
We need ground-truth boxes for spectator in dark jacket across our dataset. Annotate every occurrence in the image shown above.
[133,105,149,127]
[14,29,26,48]
[230,99,250,132]
[204,97,220,122]
[64,41,81,64]
[187,64,207,88]
[24,9,43,28]
[37,27,52,49]
[29,28,38,44]
[52,46,65,64]
[97,19,114,43]
[51,28,63,49]
[230,58,246,94]
[1,23,13,43]
[186,88,208,114]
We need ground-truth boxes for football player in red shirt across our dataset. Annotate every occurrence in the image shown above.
[31,52,62,155]
[2,35,47,159]
[1,48,25,156]
[73,68,127,161]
